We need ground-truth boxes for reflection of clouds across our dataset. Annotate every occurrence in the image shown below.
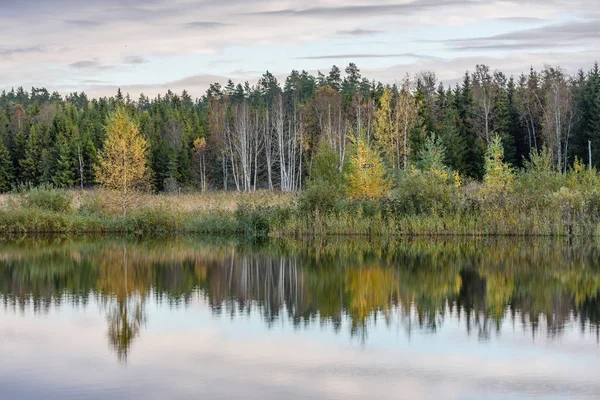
[1,297,599,400]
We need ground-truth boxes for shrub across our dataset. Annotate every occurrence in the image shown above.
[299,140,347,213]
[19,184,73,213]
[390,135,464,216]
[235,204,271,240]
[391,168,463,215]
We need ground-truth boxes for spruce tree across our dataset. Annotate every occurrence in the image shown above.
[0,138,14,192]
[19,124,43,185]
[457,73,485,178]
[53,132,75,188]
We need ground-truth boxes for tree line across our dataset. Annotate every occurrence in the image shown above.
[0,62,599,193]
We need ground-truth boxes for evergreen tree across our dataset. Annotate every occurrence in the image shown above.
[582,63,600,167]
[327,65,342,92]
[53,132,75,188]
[0,137,14,192]
[439,107,467,173]
[457,74,485,178]
[20,124,43,184]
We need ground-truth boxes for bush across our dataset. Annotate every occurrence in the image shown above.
[299,140,347,214]
[235,204,271,239]
[390,168,463,215]
[19,184,73,213]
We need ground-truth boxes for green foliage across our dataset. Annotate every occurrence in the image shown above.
[18,184,73,213]
[391,135,463,215]
[516,147,563,196]
[53,133,76,188]
[235,204,271,240]
[0,138,14,192]
[19,124,43,185]
[299,140,347,213]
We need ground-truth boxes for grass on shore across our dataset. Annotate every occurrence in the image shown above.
[1,179,600,238]
[0,188,295,236]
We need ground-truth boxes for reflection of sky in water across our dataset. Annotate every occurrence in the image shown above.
[0,292,598,400]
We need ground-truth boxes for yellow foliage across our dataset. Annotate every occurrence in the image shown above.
[95,107,151,216]
[193,137,207,151]
[483,136,514,193]
[347,135,391,199]
[454,171,463,188]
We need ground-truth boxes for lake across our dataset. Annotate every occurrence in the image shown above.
[0,236,598,400]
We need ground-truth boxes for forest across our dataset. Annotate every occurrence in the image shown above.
[1,62,600,236]
[0,62,599,193]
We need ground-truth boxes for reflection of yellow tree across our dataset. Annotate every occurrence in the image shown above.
[99,245,148,364]
[484,272,515,321]
[346,267,397,332]
[107,297,146,363]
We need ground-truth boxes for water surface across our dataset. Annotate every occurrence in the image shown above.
[0,236,598,399]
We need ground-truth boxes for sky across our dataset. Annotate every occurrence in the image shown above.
[0,0,599,98]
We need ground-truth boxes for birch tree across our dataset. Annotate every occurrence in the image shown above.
[541,67,576,172]
[473,64,494,145]
[395,75,419,169]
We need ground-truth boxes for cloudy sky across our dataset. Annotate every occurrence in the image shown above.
[1,0,599,98]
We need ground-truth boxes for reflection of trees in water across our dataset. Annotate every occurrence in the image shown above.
[0,236,599,361]
[103,245,147,364]
[107,295,146,363]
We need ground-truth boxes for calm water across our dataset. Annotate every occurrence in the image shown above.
[0,236,598,400]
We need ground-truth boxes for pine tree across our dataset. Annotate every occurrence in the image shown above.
[439,107,467,173]
[0,138,14,192]
[327,65,342,92]
[583,63,600,168]
[19,124,43,185]
[492,78,517,166]
[53,132,75,188]
[457,74,485,178]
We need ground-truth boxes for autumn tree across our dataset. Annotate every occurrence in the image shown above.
[375,87,394,166]
[347,134,390,199]
[483,135,514,193]
[96,107,151,216]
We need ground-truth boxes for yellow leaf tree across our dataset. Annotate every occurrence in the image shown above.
[375,88,394,165]
[347,135,391,199]
[483,135,514,192]
[96,107,151,216]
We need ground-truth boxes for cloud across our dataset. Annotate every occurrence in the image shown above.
[336,29,383,36]
[79,73,229,97]
[184,21,229,29]
[446,18,600,51]
[69,60,113,70]
[296,53,434,60]
[0,46,45,57]
[64,19,105,28]
[493,17,547,23]
[123,55,148,65]
[245,0,477,18]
